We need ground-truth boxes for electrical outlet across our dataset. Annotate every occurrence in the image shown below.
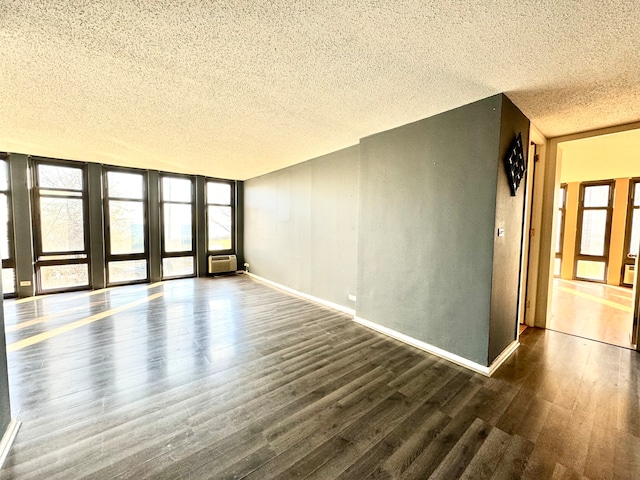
[19,280,31,287]
[348,294,356,302]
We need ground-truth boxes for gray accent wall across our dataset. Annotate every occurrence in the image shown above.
[0,295,11,436]
[488,96,530,362]
[357,96,503,365]
[243,94,530,368]
[88,163,106,289]
[9,155,35,297]
[244,146,359,309]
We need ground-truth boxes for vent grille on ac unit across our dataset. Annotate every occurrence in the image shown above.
[208,255,237,274]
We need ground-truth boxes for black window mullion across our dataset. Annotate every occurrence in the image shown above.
[160,174,196,279]
[574,180,614,283]
[205,179,235,256]
[31,158,91,293]
[104,167,150,286]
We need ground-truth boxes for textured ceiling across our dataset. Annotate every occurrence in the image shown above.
[1,1,639,180]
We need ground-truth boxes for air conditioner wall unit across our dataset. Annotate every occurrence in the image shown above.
[208,255,237,274]
[623,264,635,285]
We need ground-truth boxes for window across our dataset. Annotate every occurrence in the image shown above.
[104,168,149,285]
[206,180,234,254]
[574,181,614,282]
[0,155,16,296]
[33,160,90,293]
[554,184,567,277]
[160,175,195,278]
[622,178,640,285]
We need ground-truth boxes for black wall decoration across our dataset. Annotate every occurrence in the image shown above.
[504,132,525,196]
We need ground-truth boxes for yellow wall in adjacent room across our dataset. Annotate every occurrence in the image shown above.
[559,129,640,183]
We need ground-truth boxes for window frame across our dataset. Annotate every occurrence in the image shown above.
[554,183,567,277]
[0,153,16,297]
[205,178,235,256]
[573,179,615,283]
[103,166,150,286]
[622,177,640,286]
[159,173,196,279]
[31,157,92,294]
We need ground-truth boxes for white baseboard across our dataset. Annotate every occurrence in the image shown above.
[487,337,520,376]
[245,273,356,316]
[354,316,519,377]
[0,419,20,468]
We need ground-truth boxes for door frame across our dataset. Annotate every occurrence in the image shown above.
[519,125,548,328]
[535,120,640,350]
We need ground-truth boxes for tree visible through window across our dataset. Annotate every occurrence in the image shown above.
[105,169,148,285]
[33,161,89,292]
[161,175,195,278]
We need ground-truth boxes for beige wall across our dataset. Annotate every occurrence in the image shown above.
[559,178,630,285]
[559,129,640,183]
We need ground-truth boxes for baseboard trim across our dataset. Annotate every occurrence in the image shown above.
[354,316,519,377]
[487,338,520,376]
[245,273,356,316]
[0,419,20,468]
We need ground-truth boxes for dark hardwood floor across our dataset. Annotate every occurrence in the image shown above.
[1,275,639,479]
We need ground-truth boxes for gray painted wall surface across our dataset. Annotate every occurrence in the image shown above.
[356,96,503,365]
[235,181,245,269]
[0,293,11,435]
[9,155,35,297]
[147,171,162,283]
[244,146,359,309]
[488,96,530,363]
[88,164,106,289]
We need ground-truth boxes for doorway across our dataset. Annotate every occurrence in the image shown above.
[545,127,640,348]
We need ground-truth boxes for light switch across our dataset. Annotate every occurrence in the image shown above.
[497,228,505,237]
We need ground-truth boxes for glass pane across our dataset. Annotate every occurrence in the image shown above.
[207,182,231,205]
[635,183,640,207]
[576,260,606,282]
[583,185,610,208]
[554,258,561,276]
[162,257,194,278]
[558,187,565,208]
[164,204,192,252]
[40,197,85,252]
[208,206,232,251]
[580,210,607,256]
[109,200,145,254]
[108,260,147,283]
[40,264,89,291]
[162,177,192,202]
[38,164,83,190]
[0,194,9,259]
[555,210,563,254]
[0,160,8,191]
[2,268,15,294]
[108,171,144,199]
[630,208,640,256]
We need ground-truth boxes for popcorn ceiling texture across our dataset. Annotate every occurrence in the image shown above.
[0,1,639,180]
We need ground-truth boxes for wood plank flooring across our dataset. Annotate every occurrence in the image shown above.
[550,278,634,348]
[0,275,639,479]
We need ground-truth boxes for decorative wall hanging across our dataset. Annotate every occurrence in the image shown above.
[504,132,525,196]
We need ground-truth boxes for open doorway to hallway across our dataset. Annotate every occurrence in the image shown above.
[548,129,640,348]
